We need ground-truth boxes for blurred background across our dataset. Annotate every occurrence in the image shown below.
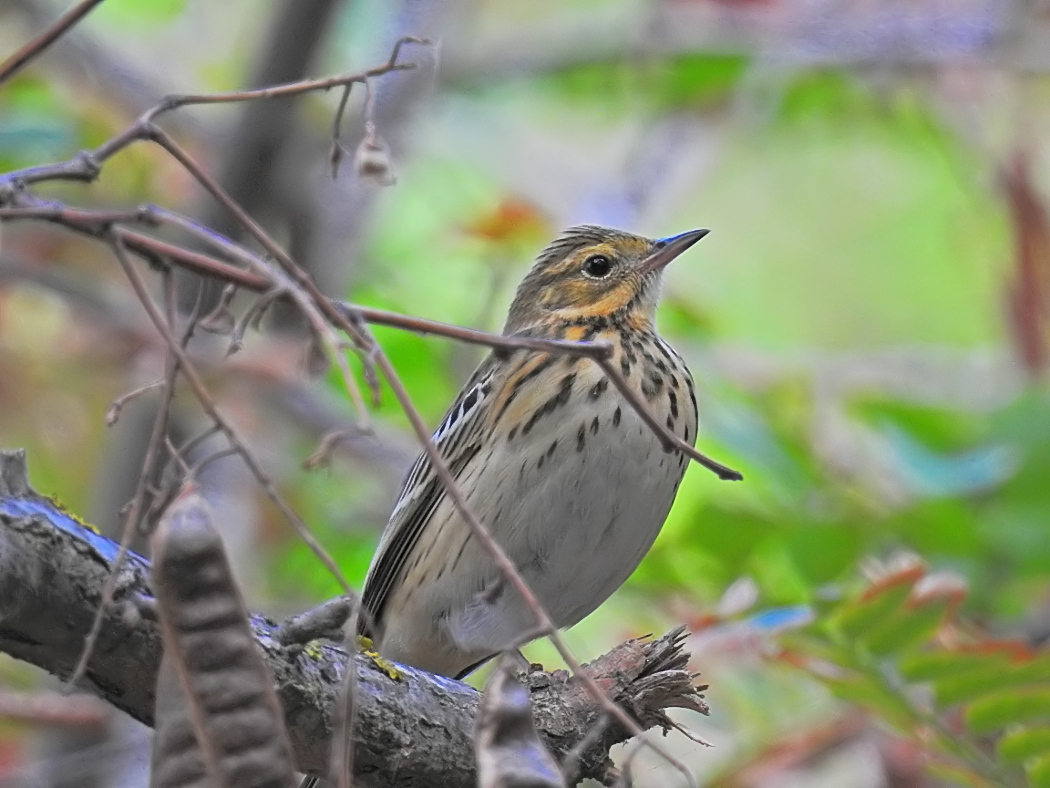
[3,0,1050,785]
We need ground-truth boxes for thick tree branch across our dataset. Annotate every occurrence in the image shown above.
[0,450,708,787]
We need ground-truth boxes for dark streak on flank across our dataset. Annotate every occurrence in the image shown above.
[547,440,557,458]
[653,339,676,364]
[576,424,586,452]
[508,425,518,442]
[522,372,576,435]
[493,355,556,423]
[613,406,622,427]
[590,416,600,434]
[589,378,609,398]
[668,390,679,419]
[685,375,698,418]
[449,536,472,574]
[666,414,675,430]
[642,371,664,400]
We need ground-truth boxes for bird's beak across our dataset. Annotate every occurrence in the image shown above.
[639,229,710,275]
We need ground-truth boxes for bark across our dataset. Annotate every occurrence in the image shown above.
[0,450,708,787]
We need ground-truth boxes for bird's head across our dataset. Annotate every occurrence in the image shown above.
[504,225,708,334]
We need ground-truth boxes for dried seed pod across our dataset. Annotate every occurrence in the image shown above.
[354,132,396,186]
[150,489,297,788]
[475,654,566,788]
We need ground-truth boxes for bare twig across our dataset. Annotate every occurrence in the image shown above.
[133,142,374,431]
[0,201,734,478]
[596,357,741,480]
[139,36,427,123]
[188,446,240,480]
[106,379,165,427]
[109,233,352,597]
[0,0,108,85]
[67,268,187,689]
[304,426,366,470]
[0,37,428,193]
[330,83,354,177]
[331,603,362,788]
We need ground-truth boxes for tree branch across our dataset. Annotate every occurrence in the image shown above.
[0,0,107,85]
[0,449,708,787]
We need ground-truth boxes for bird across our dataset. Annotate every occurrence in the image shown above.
[360,224,710,680]
[297,226,715,787]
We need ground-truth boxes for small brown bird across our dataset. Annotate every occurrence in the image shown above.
[361,225,711,679]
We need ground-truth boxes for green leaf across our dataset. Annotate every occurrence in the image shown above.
[998,726,1050,764]
[747,537,812,605]
[862,596,951,656]
[965,688,1050,734]
[824,673,919,732]
[831,572,919,641]
[1029,754,1050,788]
[937,655,1050,708]
[783,523,864,585]
[901,649,1012,682]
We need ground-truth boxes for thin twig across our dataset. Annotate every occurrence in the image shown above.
[331,600,363,788]
[0,0,108,85]
[106,379,165,427]
[134,154,373,431]
[67,267,183,689]
[138,35,427,123]
[0,200,733,479]
[330,83,354,177]
[174,425,222,464]
[188,446,239,480]
[304,426,365,470]
[0,37,428,191]
[596,357,741,480]
[109,232,353,597]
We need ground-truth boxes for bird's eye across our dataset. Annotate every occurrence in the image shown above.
[582,254,613,279]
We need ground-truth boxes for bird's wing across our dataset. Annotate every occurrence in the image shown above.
[360,358,497,636]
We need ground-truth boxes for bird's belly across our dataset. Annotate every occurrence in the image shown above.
[444,391,689,654]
